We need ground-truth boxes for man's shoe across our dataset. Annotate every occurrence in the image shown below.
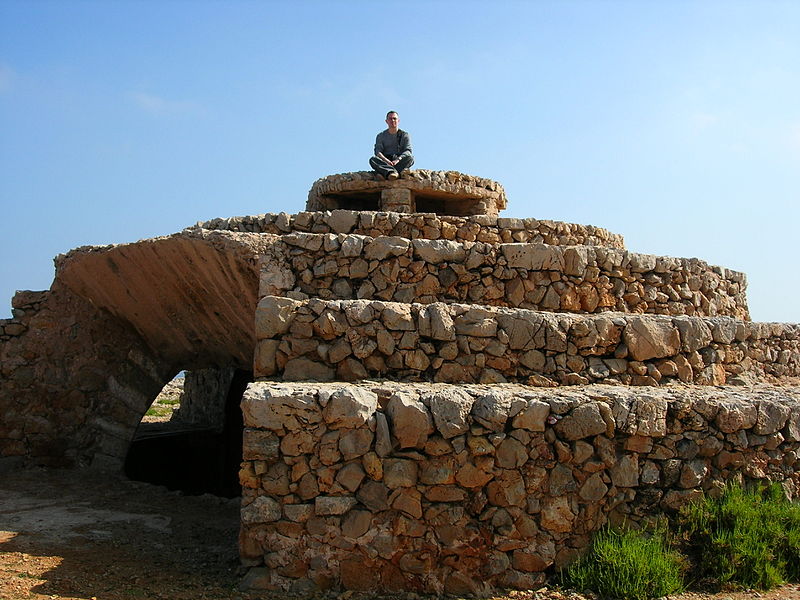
[387,171,399,180]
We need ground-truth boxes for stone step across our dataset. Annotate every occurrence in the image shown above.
[261,232,749,320]
[254,296,799,386]
[192,209,625,249]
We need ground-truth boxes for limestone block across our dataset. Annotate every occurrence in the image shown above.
[423,388,474,438]
[315,495,357,515]
[241,384,322,431]
[322,387,378,429]
[411,239,466,264]
[674,317,713,353]
[622,316,680,361]
[255,296,300,339]
[381,303,415,331]
[554,403,607,441]
[501,243,564,271]
[420,303,456,341]
[386,391,434,449]
[326,210,359,234]
[471,391,512,431]
[754,399,791,435]
[364,236,410,260]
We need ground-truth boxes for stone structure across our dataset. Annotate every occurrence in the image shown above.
[306,170,507,216]
[1,170,798,595]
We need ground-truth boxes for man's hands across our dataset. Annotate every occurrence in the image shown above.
[377,152,398,166]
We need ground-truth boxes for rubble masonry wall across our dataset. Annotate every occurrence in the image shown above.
[264,233,749,319]
[254,297,799,386]
[238,382,800,595]
[194,209,626,249]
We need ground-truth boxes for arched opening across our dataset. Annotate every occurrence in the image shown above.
[124,368,251,498]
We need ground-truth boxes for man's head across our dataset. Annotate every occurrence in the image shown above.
[385,111,399,133]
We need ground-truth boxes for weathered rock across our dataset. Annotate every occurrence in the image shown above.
[424,388,474,438]
[386,391,434,448]
[623,316,680,361]
[322,387,378,429]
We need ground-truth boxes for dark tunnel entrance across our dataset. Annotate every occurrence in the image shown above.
[124,368,251,498]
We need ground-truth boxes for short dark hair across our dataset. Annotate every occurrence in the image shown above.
[386,110,398,119]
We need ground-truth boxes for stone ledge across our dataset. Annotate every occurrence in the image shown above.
[260,233,749,319]
[253,297,800,385]
[306,170,508,216]
[193,210,626,249]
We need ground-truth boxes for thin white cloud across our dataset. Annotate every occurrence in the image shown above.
[129,91,206,117]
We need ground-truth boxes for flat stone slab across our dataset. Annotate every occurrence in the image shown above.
[307,170,507,216]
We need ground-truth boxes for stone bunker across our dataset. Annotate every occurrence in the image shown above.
[1,169,799,595]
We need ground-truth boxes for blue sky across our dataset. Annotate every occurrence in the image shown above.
[1,0,798,323]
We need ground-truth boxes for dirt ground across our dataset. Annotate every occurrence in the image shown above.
[2,467,800,600]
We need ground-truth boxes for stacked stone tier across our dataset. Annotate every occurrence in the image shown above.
[193,209,625,249]
[239,381,800,594]
[261,232,749,319]
[306,170,507,216]
[254,297,799,387]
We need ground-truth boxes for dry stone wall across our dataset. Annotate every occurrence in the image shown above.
[0,285,175,470]
[254,297,799,386]
[193,209,626,249]
[238,381,800,595]
[261,233,749,319]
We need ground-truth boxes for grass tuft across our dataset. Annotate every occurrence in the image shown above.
[561,525,685,600]
[678,482,800,590]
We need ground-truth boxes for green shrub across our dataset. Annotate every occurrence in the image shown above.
[562,525,685,600]
[678,482,800,590]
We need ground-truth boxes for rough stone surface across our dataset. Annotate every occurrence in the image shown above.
[240,381,800,593]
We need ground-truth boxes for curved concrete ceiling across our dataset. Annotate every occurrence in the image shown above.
[55,229,274,371]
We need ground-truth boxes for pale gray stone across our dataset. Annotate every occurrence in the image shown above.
[364,236,410,260]
[241,384,322,431]
[454,307,497,337]
[501,243,564,271]
[282,358,335,382]
[471,391,512,431]
[622,316,680,361]
[715,399,757,433]
[315,495,357,515]
[674,317,713,353]
[554,403,607,441]
[423,303,456,341]
[254,296,299,339]
[412,239,466,264]
[326,209,359,233]
[323,387,378,429]
[754,399,791,435]
[424,388,475,438]
[241,496,281,524]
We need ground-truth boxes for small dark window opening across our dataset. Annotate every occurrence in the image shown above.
[415,194,481,216]
[324,193,381,212]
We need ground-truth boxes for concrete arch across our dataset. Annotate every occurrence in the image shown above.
[1,229,269,471]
